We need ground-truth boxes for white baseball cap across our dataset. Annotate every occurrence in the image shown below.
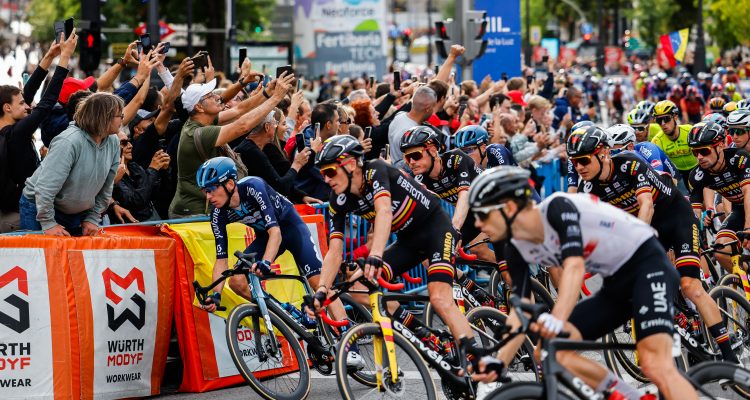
[181,79,217,113]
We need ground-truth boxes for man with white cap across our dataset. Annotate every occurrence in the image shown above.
[169,72,294,218]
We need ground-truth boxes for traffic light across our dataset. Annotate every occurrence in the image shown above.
[464,10,488,62]
[79,23,102,73]
[434,19,458,59]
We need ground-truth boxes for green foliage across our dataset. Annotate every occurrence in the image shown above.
[708,0,750,48]
[27,0,80,40]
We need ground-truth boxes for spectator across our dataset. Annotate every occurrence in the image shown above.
[501,112,544,165]
[293,102,339,200]
[112,131,169,222]
[0,31,77,232]
[20,92,124,235]
[388,86,437,165]
[349,87,397,158]
[552,86,588,130]
[169,70,293,218]
[263,108,294,176]
[235,109,313,203]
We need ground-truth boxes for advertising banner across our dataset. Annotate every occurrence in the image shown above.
[473,0,522,80]
[294,0,388,78]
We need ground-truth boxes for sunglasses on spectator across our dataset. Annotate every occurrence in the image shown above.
[473,203,507,221]
[655,116,672,125]
[728,128,749,136]
[120,139,131,146]
[201,185,220,194]
[691,146,715,157]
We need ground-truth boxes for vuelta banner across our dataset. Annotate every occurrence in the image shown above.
[473,0,522,80]
[294,0,388,78]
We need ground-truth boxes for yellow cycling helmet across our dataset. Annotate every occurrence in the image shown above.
[724,101,738,114]
[726,82,737,92]
[652,100,679,117]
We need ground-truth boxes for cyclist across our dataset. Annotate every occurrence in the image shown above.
[708,97,726,115]
[468,166,696,400]
[650,100,696,193]
[688,122,750,272]
[648,72,670,102]
[195,157,365,368]
[627,106,662,142]
[565,120,595,193]
[606,124,680,179]
[681,86,705,124]
[725,82,743,102]
[311,135,476,344]
[737,99,750,112]
[568,126,738,363]
[727,110,750,152]
[453,124,491,168]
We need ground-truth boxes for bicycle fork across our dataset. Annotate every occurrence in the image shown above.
[249,274,281,357]
[371,293,400,387]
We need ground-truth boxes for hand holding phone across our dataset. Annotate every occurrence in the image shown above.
[393,71,402,91]
[139,34,152,52]
[64,18,74,40]
[238,48,247,69]
[160,42,170,54]
[364,126,372,140]
[54,21,65,43]
[295,133,306,152]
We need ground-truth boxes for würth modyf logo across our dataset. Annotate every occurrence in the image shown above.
[0,266,30,333]
[103,268,146,331]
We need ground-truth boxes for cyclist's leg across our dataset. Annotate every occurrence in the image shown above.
[632,240,697,400]
[227,231,269,299]
[381,239,428,327]
[714,205,744,273]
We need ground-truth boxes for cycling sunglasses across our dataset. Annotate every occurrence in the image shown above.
[473,203,507,221]
[632,125,647,132]
[691,146,714,158]
[655,116,673,125]
[403,147,427,163]
[728,128,749,137]
[319,159,355,178]
[462,146,478,155]
[201,185,220,194]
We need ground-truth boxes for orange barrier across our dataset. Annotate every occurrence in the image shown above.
[0,233,174,399]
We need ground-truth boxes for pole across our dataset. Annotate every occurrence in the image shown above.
[694,0,706,72]
[596,0,605,74]
[427,0,433,68]
[455,0,471,80]
[227,0,237,75]
[525,0,531,67]
[187,0,193,56]
[147,0,159,48]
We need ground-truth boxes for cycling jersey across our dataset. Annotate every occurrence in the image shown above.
[687,148,750,208]
[412,149,483,205]
[567,144,679,189]
[647,123,663,142]
[210,177,322,277]
[486,144,517,168]
[651,124,697,171]
[505,193,676,340]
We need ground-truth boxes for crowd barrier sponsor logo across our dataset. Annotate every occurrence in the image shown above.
[0,248,54,396]
[103,268,146,331]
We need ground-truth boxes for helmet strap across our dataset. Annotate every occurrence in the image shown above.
[220,182,235,209]
[478,145,487,164]
[500,199,525,243]
[707,147,723,171]
[427,149,438,177]
[592,153,606,181]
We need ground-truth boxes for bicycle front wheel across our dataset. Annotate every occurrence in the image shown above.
[484,381,575,400]
[686,360,750,398]
[225,303,310,400]
[335,322,438,400]
[710,286,750,368]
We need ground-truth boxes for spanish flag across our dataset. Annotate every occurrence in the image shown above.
[660,28,689,67]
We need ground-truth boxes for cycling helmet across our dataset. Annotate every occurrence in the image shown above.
[726,110,750,129]
[566,125,608,157]
[686,86,699,96]
[709,97,727,112]
[726,82,737,92]
[635,100,655,116]
[468,166,532,208]
[688,122,726,147]
[605,124,636,147]
[196,157,237,189]
[652,100,679,117]
[570,120,595,133]
[718,66,727,75]
[314,135,364,167]
[736,99,750,111]
[454,125,489,149]
[702,113,727,128]
[670,85,683,96]
[724,102,738,114]
[400,125,442,152]
[711,83,724,93]
[657,72,668,81]
[627,108,651,126]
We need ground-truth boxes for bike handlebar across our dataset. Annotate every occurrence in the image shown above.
[378,277,404,291]
[401,273,422,284]
[457,246,477,261]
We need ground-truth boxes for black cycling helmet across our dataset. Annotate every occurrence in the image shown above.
[566,125,608,158]
[468,166,532,209]
[400,125,443,152]
[688,121,726,147]
[314,135,364,167]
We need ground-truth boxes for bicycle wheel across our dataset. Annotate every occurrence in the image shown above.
[686,360,750,398]
[484,381,575,400]
[489,272,555,313]
[605,322,649,383]
[466,306,540,382]
[710,286,750,368]
[225,303,310,400]
[335,322,438,400]
[718,273,743,291]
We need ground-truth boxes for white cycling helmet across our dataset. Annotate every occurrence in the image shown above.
[605,124,636,147]
[727,110,750,129]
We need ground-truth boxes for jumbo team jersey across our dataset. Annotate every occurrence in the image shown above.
[210,176,297,259]
[327,159,440,240]
[411,149,483,205]
[567,143,679,189]
[507,192,656,278]
[651,124,697,171]
[688,148,750,209]
[577,152,678,215]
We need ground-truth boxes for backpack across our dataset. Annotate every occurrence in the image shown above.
[193,127,249,179]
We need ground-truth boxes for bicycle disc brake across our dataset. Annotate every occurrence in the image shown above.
[381,366,405,397]
[440,377,473,400]
[307,346,334,375]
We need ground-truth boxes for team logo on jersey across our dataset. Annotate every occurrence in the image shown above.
[694,170,704,181]
[103,268,146,331]
[638,175,645,182]
[681,243,690,252]
[460,171,469,178]
[583,181,593,193]
[620,161,630,173]
[264,215,272,225]
[336,194,347,205]
[0,266,30,334]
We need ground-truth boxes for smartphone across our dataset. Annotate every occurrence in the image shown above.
[369,76,375,88]
[139,34,152,52]
[276,64,294,78]
[526,75,534,85]
[434,65,439,75]
[64,18,74,39]
[22,73,29,86]
[364,126,372,140]
[479,113,492,126]
[458,103,467,119]
[191,52,208,70]
[158,138,167,151]
[54,21,64,43]
[297,78,303,92]
[385,144,390,160]
[501,72,508,81]
[238,48,247,69]
[160,42,170,54]
[393,71,401,90]
[314,122,321,138]
[542,55,549,63]
[262,74,270,86]
[295,133,306,152]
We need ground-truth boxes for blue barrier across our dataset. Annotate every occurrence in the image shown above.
[535,158,564,197]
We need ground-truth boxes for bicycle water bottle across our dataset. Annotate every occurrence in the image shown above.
[281,302,317,328]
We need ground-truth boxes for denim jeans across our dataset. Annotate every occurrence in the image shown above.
[19,195,85,235]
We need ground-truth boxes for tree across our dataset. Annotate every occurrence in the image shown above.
[631,0,679,49]
[707,0,750,49]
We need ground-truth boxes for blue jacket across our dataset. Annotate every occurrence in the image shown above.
[552,97,589,130]
[293,125,331,200]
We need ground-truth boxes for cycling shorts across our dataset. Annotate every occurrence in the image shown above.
[717,203,746,243]
[569,237,679,341]
[381,210,458,285]
[651,196,701,279]
[244,214,323,278]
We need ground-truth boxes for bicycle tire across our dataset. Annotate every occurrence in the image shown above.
[718,273,743,290]
[605,324,689,383]
[709,286,750,368]
[483,381,575,400]
[225,303,310,400]
[335,322,438,400]
[337,293,377,388]
[686,360,750,398]
[465,306,541,382]
[488,272,555,313]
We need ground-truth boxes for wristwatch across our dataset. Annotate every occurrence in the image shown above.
[116,57,126,67]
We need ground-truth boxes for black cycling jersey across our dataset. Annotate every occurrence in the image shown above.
[688,147,750,208]
[327,159,441,241]
[411,149,483,205]
[578,152,677,215]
